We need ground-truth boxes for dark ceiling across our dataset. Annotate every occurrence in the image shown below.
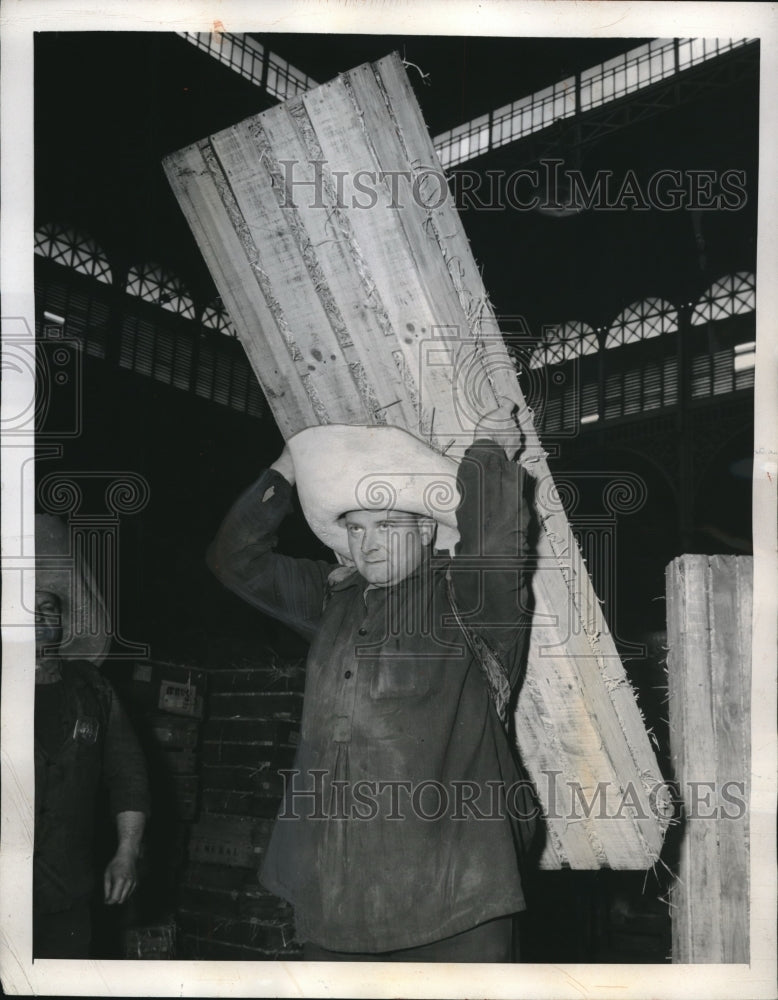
[34,31,759,336]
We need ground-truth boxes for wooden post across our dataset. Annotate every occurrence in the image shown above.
[666,554,751,962]
[164,52,670,870]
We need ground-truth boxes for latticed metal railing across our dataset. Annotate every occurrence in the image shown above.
[34,223,755,431]
[34,260,264,419]
[435,38,756,169]
[174,33,755,173]
[178,31,316,101]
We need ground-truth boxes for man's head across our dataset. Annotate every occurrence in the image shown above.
[343,508,436,587]
[285,426,462,563]
[35,514,110,664]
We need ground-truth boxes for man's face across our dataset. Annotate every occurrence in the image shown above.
[344,509,435,587]
[35,590,63,654]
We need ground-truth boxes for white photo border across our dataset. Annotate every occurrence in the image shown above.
[1,2,776,996]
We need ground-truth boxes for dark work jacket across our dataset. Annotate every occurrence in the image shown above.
[34,660,150,914]
[207,440,536,952]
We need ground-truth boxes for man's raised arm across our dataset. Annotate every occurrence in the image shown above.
[451,402,533,680]
[206,444,335,642]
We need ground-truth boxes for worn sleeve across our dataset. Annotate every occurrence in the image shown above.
[206,468,335,642]
[103,690,151,818]
[450,439,532,671]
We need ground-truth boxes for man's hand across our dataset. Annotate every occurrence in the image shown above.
[473,398,524,459]
[105,808,145,905]
[270,443,296,486]
[103,846,139,905]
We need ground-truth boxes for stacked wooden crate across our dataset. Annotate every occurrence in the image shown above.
[121,659,206,826]
[103,659,207,957]
[123,921,177,960]
[176,653,305,960]
[165,52,670,869]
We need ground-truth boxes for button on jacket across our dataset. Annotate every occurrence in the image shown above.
[207,440,535,952]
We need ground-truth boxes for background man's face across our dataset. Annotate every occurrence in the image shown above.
[344,509,433,587]
[35,589,62,654]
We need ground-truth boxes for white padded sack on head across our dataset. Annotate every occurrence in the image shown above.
[286,425,462,559]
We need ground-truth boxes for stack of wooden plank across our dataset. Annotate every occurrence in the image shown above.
[165,52,669,869]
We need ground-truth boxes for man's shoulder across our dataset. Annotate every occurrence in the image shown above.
[64,657,105,681]
[326,565,361,591]
[63,659,114,707]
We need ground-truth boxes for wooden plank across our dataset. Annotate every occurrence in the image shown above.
[165,142,312,435]
[164,52,669,870]
[731,557,753,960]
[710,556,751,962]
[332,61,489,444]
[686,557,722,959]
[255,98,421,428]
[209,122,373,425]
[665,558,691,959]
[300,70,466,444]
[666,555,751,963]
[373,54,523,445]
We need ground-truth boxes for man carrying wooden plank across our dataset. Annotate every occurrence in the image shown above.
[207,404,537,961]
[167,50,669,879]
